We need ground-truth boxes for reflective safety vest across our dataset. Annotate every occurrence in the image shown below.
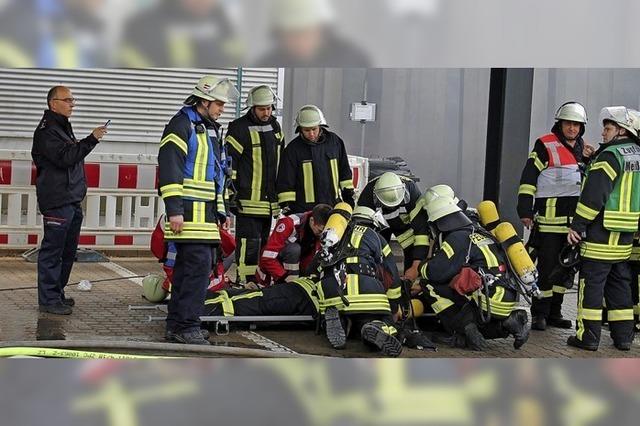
[601,143,640,232]
[536,133,582,198]
[159,107,226,241]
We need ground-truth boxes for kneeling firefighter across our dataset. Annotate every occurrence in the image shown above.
[418,189,530,351]
[316,204,407,357]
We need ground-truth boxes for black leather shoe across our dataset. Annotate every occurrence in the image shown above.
[547,315,572,329]
[531,316,547,331]
[167,330,211,345]
[62,297,75,307]
[566,336,598,351]
[39,303,72,315]
[614,341,632,351]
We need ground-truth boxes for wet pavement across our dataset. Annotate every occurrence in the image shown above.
[1,255,639,358]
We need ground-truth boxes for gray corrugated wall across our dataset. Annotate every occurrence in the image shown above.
[283,68,491,206]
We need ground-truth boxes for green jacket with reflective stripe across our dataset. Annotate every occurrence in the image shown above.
[571,138,640,261]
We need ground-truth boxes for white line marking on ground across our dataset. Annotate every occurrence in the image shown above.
[101,261,145,287]
[239,331,298,355]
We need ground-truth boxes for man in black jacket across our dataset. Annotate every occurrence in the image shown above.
[276,105,354,213]
[32,86,107,314]
[225,85,284,284]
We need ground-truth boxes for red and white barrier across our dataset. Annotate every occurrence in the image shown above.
[0,150,368,250]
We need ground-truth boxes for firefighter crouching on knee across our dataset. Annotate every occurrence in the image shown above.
[357,172,431,282]
[418,188,530,351]
[566,106,640,351]
[317,205,404,357]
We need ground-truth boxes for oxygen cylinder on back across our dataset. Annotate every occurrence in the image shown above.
[477,200,501,234]
[321,202,353,249]
[494,222,538,285]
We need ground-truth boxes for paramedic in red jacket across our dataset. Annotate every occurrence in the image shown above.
[256,204,331,287]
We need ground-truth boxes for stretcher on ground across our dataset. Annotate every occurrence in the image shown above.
[128,305,315,335]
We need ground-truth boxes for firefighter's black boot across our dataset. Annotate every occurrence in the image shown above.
[463,323,488,351]
[361,321,403,358]
[502,309,530,349]
[324,306,346,349]
[566,335,598,351]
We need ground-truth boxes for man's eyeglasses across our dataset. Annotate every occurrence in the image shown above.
[53,98,76,104]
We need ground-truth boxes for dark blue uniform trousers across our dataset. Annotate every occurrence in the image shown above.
[37,203,83,306]
[166,242,215,333]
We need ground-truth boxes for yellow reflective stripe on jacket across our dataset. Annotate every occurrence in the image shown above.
[386,286,402,301]
[382,245,392,257]
[204,290,235,316]
[164,222,220,241]
[225,135,244,154]
[529,151,546,172]
[537,224,570,233]
[302,162,315,203]
[580,241,632,261]
[160,133,188,154]
[478,245,499,268]
[426,284,454,314]
[250,130,263,201]
[237,199,273,215]
[518,184,537,196]
[160,183,184,199]
[340,179,354,190]
[475,287,514,318]
[346,274,359,297]
[192,201,205,224]
[231,291,263,302]
[603,211,640,231]
[184,179,215,191]
[182,188,216,201]
[544,198,557,219]
[329,158,340,198]
[589,161,617,181]
[278,191,296,203]
[397,228,415,249]
[194,132,209,181]
[413,235,430,247]
[576,201,599,221]
[441,242,454,259]
[320,295,391,313]
[350,226,366,249]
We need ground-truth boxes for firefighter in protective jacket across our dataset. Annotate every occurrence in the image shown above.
[419,190,530,351]
[225,85,285,283]
[357,172,430,281]
[276,105,354,213]
[318,206,404,357]
[517,101,594,331]
[566,106,640,351]
[157,75,239,345]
